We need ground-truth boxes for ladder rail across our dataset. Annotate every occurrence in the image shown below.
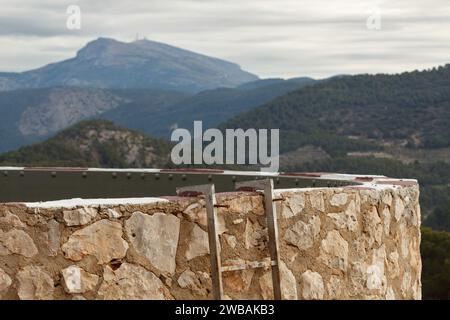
[177,178,283,300]
[235,179,282,300]
[177,183,224,300]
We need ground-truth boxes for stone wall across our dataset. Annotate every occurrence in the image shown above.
[0,175,421,300]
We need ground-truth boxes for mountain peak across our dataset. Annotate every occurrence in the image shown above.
[3,37,258,93]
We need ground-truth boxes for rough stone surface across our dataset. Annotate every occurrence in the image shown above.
[62,219,128,264]
[282,193,305,218]
[0,211,26,228]
[260,261,298,300]
[61,265,99,294]
[223,259,255,293]
[185,223,209,260]
[330,193,348,207]
[244,218,267,250]
[223,234,237,249]
[97,263,172,300]
[300,270,325,299]
[125,211,180,275]
[0,268,12,296]
[47,219,60,256]
[310,193,325,212]
[63,207,97,226]
[0,229,38,258]
[284,216,320,250]
[177,269,207,296]
[319,230,349,271]
[0,182,421,300]
[327,200,358,232]
[106,208,122,219]
[16,266,54,300]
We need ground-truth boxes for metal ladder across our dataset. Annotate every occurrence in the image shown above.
[176,178,282,300]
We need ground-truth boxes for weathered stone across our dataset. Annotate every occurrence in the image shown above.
[260,261,297,300]
[349,261,367,295]
[72,295,87,300]
[282,193,305,218]
[330,193,348,207]
[97,263,172,300]
[283,215,320,250]
[386,286,396,300]
[125,211,180,275]
[381,192,393,207]
[399,223,410,258]
[183,202,207,228]
[0,268,12,296]
[387,251,400,277]
[184,202,227,234]
[310,193,325,212]
[367,245,387,291]
[366,265,383,290]
[409,237,421,273]
[63,207,97,226]
[47,219,60,256]
[233,218,244,225]
[394,197,405,221]
[222,195,264,216]
[319,230,348,271]
[0,243,8,255]
[327,276,344,300]
[327,200,358,232]
[0,211,26,228]
[106,208,122,219]
[185,223,209,260]
[401,272,411,298]
[223,234,237,249]
[244,218,267,250]
[177,269,207,296]
[300,270,324,299]
[363,206,382,245]
[223,259,255,292]
[62,219,128,264]
[0,229,38,258]
[360,189,380,205]
[61,265,99,294]
[381,207,391,236]
[16,266,54,300]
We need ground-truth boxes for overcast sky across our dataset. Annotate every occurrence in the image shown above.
[1,0,449,78]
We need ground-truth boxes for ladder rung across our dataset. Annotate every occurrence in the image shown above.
[221,259,277,272]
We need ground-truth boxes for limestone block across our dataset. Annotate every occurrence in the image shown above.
[185,223,209,260]
[97,263,172,300]
[61,265,99,294]
[330,193,348,207]
[125,211,180,275]
[16,265,54,300]
[284,215,320,250]
[300,270,324,299]
[63,207,97,226]
[259,261,297,300]
[0,268,12,297]
[0,229,38,258]
[319,230,348,271]
[62,219,128,264]
[282,193,305,218]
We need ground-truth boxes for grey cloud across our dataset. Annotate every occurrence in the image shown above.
[0,0,449,78]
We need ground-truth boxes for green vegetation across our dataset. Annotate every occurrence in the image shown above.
[421,228,450,299]
[0,120,172,168]
[223,65,450,150]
